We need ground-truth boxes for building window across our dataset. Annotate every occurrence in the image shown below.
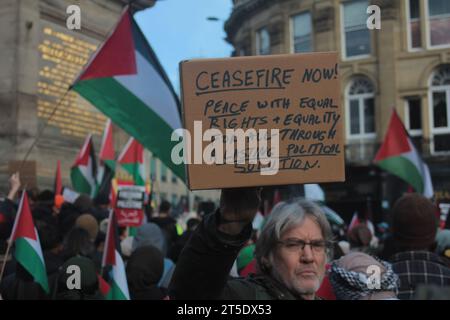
[407,0,422,49]
[172,174,177,184]
[342,0,371,59]
[160,162,167,182]
[405,97,423,152]
[405,97,423,133]
[427,0,450,47]
[150,157,157,180]
[256,27,270,55]
[430,65,450,152]
[291,12,312,53]
[346,76,376,138]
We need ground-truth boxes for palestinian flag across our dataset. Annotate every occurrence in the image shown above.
[97,273,111,297]
[71,134,98,197]
[374,110,433,198]
[96,119,116,202]
[102,209,130,300]
[72,7,184,182]
[10,192,49,293]
[118,138,145,186]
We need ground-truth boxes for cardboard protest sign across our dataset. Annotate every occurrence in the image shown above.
[114,185,145,227]
[179,52,344,190]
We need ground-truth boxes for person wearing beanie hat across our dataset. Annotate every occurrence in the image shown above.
[132,223,166,255]
[75,214,99,242]
[392,193,438,251]
[329,252,399,300]
[389,193,450,299]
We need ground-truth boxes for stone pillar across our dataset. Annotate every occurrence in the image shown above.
[373,0,400,139]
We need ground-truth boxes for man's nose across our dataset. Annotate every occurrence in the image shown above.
[300,244,314,262]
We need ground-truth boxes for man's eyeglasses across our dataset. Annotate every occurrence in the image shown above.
[277,239,332,254]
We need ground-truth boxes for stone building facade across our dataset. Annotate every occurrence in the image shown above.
[225,0,450,219]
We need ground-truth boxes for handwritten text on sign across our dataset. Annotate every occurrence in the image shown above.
[179,53,344,190]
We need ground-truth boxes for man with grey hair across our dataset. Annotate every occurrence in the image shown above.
[169,188,333,300]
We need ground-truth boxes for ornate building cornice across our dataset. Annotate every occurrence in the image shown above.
[225,0,287,44]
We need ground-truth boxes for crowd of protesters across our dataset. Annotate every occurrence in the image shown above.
[0,173,449,300]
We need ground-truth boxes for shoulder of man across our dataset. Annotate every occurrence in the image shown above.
[221,276,269,300]
[222,275,295,300]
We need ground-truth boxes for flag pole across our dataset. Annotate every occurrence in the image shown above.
[0,239,13,283]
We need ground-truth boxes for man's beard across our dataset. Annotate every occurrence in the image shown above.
[271,267,322,299]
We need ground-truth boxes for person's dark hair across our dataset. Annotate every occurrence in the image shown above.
[94,193,110,207]
[348,225,372,248]
[37,190,55,203]
[36,220,62,251]
[59,203,80,235]
[186,218,200,231]
[159,200,171,214]
[74,194,94,213]
[62,227,95,260]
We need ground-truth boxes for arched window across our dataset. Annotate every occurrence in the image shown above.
[256,27,270,55]
[346,76,375,138]
[430,65,450,153]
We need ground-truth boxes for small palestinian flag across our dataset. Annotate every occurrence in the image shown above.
[101,210,130,300]
[10,192,49,293]
[71,134,98,197]
[118,138,145,186]
[96,119,116,202]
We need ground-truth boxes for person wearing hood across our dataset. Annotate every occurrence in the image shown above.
[126,245,167,300]
[132,223,175,289]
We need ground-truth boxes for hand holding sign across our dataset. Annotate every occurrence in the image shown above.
[218,187,261,235]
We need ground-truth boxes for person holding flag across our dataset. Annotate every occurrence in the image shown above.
[0,190,49,299]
